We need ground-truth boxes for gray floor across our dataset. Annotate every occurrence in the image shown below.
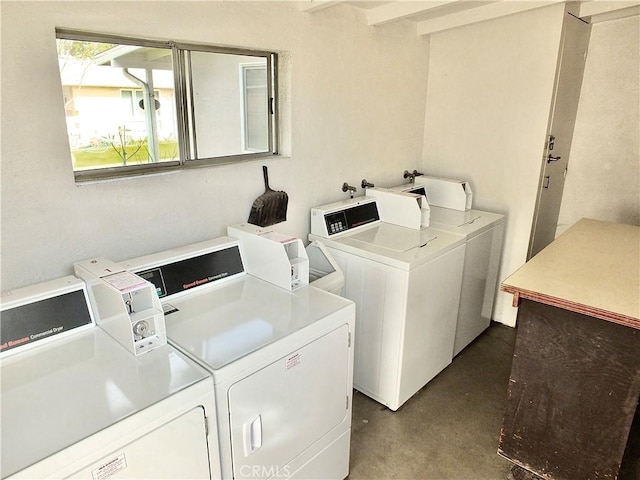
[348,323,517,480]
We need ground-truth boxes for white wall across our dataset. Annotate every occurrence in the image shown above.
[0,1,429,290]
[557,15,640,234]
[421,4,567,327]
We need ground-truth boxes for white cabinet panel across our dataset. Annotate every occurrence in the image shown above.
[331,244,465,411]
[343,259,390,395]
[68,407,211,479]
[454,222,505,356]
[400,245,465,405]
[454,227,493,355]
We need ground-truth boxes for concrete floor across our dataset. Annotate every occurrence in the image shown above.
[348,323,516,480]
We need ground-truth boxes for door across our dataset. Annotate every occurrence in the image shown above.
[227,325,350,479]
[528,11,591,259]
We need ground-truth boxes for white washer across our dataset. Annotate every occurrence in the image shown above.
[391,183,506,356]
[309,197,466,411]
[122,236,355,480]
[1,276,220,479]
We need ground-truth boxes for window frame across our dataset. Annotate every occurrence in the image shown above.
[56,29,278,182]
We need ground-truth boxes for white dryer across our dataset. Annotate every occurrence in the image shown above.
[1,276,220,479]
[309,197,466,411]
[390,182,506,356]
[122,236,355,480]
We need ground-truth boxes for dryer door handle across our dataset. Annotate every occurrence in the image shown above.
[243,415,263,456]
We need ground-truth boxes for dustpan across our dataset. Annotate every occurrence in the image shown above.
[248,165,289,227]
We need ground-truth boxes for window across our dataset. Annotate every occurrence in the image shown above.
[56,30,277,181]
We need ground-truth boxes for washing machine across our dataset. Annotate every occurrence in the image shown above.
[388,181,506,356]
[120,236,356,480]
[1,276,220,479]
[309,196,466,411]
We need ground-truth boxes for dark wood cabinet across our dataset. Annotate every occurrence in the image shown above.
[499,299,640,479]
[499,219,640,479]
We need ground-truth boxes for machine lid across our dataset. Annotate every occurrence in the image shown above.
[428,206,505,238]
[161,276,353,374]
[310,223,466,271]
[1,328,209,478]
[348,225,437,252]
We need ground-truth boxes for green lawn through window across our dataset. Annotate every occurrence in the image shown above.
[72,140,179,169]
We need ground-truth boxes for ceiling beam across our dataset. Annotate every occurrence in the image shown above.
[367,1,458,26]
[417,0,565,35]
[587,4,640,21]
[299,0,347,13]
[579,0,640,19]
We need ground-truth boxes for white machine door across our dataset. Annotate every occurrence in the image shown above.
[228,325,350,479]
[67,407,211,479]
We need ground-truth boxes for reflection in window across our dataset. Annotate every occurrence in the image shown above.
[188,52,269,159]
[242,65,269,152]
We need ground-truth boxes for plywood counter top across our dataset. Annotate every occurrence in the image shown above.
[502,218,640,329]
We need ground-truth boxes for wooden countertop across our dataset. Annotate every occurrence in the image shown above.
[502,218,640,329]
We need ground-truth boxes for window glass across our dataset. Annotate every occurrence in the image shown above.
[55,32,277,181]
[57,39,178,171]
[188,52,270,159]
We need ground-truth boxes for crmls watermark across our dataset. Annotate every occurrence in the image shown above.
[238,465,291,478]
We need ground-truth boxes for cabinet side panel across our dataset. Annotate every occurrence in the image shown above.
[499,300,640,479]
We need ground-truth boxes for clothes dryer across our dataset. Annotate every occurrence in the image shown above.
[122,236,355,480]
[309,197,466,411]
[1,276,220,479]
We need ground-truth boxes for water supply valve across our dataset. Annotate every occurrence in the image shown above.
[342,182,356,198]
[403,170,424,183]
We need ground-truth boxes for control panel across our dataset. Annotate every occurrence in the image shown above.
[311,197,380,239]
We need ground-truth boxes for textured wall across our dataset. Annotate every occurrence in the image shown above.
[421,4,566,326]
[0,1,429,290]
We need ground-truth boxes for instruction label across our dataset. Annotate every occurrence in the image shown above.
[102,271,148,293]
[92,453,127,480]
[260,231,297,244]
[286,352,302,371]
